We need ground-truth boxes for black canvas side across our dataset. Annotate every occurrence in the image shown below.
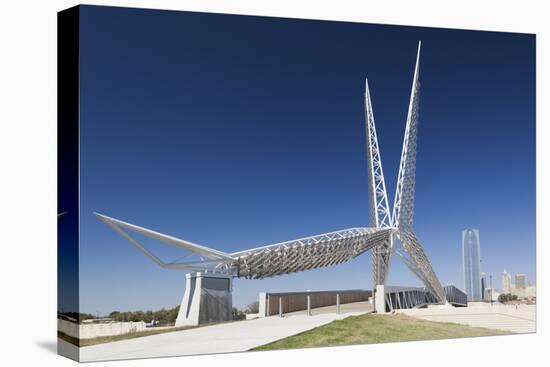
[57,5,80,361]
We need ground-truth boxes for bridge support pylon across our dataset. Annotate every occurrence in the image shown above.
[175,272,233,327]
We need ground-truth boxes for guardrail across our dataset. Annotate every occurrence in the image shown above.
[259,289,372,317]
[383,286,432,311]
[382,285,468,312]
[444,285,468,306]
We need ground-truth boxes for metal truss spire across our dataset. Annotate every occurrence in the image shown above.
[364,79,393,286]
[388,41,446,303]
[392,41,421,231]
[365,80,392,230]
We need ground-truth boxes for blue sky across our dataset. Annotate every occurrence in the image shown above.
[74,6,535,314]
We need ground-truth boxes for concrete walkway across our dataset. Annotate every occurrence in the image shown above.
[80,307,371,362]
[397,302,536,334]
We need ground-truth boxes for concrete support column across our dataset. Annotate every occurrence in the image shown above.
[279,297,283,317]
[307,295,311,316]
[336,293,340,314]
[374,285,386,313]
[175,272,233,327]
[258,292,268,318]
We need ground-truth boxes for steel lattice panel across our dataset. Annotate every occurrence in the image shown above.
[396,230,446,302]
[222,228,392,279]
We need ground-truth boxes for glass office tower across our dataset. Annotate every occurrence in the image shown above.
[462,229,482,301]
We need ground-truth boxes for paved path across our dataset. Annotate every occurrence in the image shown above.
[80,307,371,362]
[397,303,536,334]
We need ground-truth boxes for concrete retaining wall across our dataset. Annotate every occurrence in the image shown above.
[58,319,147,339]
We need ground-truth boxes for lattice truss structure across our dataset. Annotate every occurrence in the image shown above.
[365,79,393,288]
[95,212,392,279]
[95,41,446,303]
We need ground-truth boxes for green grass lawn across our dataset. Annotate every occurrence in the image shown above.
[252,313,509,351]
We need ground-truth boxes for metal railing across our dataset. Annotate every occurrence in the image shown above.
[444,285,468,306]
[382,285,468,312]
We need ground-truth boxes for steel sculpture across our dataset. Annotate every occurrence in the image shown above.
[96,41,446,304]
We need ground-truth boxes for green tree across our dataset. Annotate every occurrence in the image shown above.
[103,305,181,325]
[232,307,246,320]
[498,293,517,303]
[167,305,180,323]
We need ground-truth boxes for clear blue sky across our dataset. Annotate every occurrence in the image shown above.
[74,5,535,315]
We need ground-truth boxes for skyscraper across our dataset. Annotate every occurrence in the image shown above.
[515,274,526,289]
[502,270,512,294]
[514,273,526,299]
[462,229,482,301]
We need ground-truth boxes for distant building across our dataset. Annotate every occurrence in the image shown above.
[515,274,526,289]
[484,288,499,302]
[514,274,526,298]
[525,285,536,299]
[483,287,489,302]
[480,272,487,298]
[462,229,482,301]
[502,270,512,294]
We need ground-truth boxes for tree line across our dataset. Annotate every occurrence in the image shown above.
[108,305,180,324]
[497,293,518,303]
[60,300,260,324]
